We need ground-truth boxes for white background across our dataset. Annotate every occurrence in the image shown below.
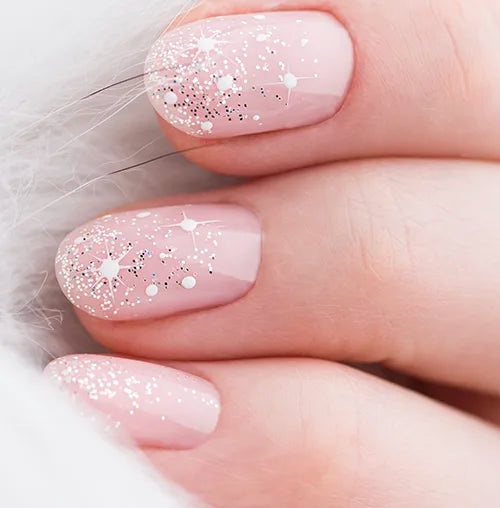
[0,1,228,506]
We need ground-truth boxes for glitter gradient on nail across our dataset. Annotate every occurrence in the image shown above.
[55,204,261,321]
[145,11,354,138]
[45,355,221,449]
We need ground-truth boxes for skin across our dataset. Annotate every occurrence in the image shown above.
[160,0,500,175]
[70,0,500,505]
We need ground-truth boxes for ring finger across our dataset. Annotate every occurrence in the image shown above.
[45,355,500,507]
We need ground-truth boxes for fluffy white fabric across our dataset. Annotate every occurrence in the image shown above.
[1,0,230,505]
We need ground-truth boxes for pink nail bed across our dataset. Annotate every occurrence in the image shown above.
[45,355,220,449]
[145,11,354,138]
[55,204,261,321]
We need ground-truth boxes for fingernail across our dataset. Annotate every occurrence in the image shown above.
[145,11,353,138]
[56,204,261,321]
[45,355,221,449]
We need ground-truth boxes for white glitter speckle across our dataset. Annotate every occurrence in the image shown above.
[197,37,217,53]
[217,75,234,92]
[145,284,159,297]
[165,92,178,105]
[181,276,197,290]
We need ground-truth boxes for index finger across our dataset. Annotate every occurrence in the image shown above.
[146,0,500,175]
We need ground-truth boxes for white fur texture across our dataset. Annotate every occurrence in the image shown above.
[1,0,230,505]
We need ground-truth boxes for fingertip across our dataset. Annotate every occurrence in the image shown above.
[44,354,221,450]
[158,115,333,176]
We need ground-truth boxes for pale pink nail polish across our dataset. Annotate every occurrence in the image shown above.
[145,11,354,138]
[55,204,261,320]
[45,355,221,449]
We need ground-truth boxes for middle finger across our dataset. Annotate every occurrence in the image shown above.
[58,158,500,394]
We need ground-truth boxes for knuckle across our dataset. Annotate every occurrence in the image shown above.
[424,0,498,100]
[338,169,422,361]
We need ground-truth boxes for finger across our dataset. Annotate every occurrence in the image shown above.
[419,383,500,427]
[358,365,500,426]
[144,0,500,175]
[59,158,500,394]
[45,355,500,507]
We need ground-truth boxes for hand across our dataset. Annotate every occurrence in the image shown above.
[45,1,500,506]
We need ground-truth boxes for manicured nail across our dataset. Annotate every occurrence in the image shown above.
[145,11,353,138]
[55,204,261,321]
[45,355,221,449]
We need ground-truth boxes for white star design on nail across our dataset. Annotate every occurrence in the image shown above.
[87,240,134,303]
[261,67,318,106]
[163,211,221,248]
